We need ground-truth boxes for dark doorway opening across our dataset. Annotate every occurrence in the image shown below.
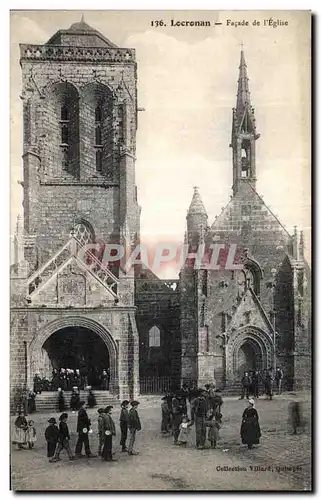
[43,327,109,389]
[236,340,262,376]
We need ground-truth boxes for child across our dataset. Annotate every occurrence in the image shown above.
[206,411,222,449]
[97,408,105,456]
[52,413,74,461]
[26,420,37,449]
[177,416,193,447]
[120,400,129,452]
[45,417,59,462]
[14,411,28,449]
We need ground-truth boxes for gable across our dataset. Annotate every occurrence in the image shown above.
[227,288,273,336]
[210,181,292,250]
[30,256,116,307]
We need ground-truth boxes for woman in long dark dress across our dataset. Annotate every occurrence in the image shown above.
[27,391,36,414]
[87,386,97,408]
[70,388,80,413]
[57,388,66,412]
[240,399,261,449]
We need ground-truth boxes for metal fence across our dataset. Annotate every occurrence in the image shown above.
[140,377,173,394]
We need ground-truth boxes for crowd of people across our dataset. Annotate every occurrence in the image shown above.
[57,386,97,412]
[240,366,284,400]
[14,399,142,462]
[33,368,111,393]
[13,367,304,463]
[160,385,224,449]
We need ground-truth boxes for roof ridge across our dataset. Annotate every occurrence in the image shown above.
[246,181,292,238]
[210,197,233,229]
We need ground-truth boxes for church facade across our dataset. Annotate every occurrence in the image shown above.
[180,51,311,391]
[10,20,310,405]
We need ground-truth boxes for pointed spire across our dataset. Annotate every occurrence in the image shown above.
[236,49,251,111]
[187,187,208,217]
[15,214,22,236]
[299,230,304,259]
[293,226,300,260]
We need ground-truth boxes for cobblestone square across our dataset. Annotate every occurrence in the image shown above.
[11,393,312,491]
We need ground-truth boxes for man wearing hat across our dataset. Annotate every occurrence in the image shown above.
[101,406,117,461]
[45,417,59,462]
[120,400,130,452]
[191,389,208,449]
[97,408,105,457]
[74,401,96,458]
[161,396,171,434]
[128,401,141,455]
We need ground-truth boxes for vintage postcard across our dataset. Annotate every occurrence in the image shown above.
[10,10,311,491]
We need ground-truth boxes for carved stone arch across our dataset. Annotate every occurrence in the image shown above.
[42,80,80,100]
[243,257,263,296]
[29,316,119,393]
[80,81,115,100]
[244,257,264,279]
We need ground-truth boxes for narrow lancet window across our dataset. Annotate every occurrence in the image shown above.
[95,105,103,171]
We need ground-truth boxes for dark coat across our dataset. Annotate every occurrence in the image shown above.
[76,408,91,434]
[212,394,223,412]
[87,390,97,408]
[45,424,59,444]
[240,407,261,445]
[70,392,80,410]
[120,407,129,423]
[58,421,70,442]
[58,392,66,412]
[242,375,251,387]
[128,407,141,431]
[27,392,36,413]
[103,413,116,436]
[192,397,208,419]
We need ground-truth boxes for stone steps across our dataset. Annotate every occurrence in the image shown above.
[31,391,118,413]
[221,380,265,397]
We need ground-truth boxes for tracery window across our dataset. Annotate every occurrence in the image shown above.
[149,325,161,348]
[72,222,94,246]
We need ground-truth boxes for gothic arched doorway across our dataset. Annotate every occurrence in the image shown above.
[226,326,273,380]
[42,327,110,389]
[236,339,262,376]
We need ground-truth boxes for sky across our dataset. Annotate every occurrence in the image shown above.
[10,10,311,277]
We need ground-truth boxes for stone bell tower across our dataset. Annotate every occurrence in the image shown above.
[11,18,141,403]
